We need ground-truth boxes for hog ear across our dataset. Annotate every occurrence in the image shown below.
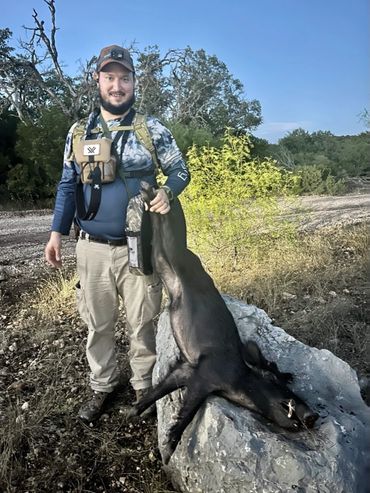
[140,180,155,204]
[304,412,319,429]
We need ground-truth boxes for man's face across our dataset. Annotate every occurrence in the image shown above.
[97,63,135,116]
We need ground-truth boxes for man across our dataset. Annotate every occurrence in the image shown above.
[45,45,190,422]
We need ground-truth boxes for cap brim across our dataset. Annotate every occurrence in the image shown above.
[98,59,134,72]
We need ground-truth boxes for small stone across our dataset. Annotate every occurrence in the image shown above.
[343,288,350,294]
[21,402,29,411]
[329,291,337,297]
[8,381,28,392]
[282,292,297,300]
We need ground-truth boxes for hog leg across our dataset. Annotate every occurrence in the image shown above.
[129,361,194,417]
[162,383,210,464]
[242,340,293,383]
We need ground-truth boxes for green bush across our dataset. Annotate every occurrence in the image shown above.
[168,122,220,154]
[182,130,299,260]
[294,165,345,195]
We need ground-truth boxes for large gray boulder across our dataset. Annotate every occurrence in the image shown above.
[153,296,370,493]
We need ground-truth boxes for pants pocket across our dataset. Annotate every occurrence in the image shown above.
[75,280,89,325]
[146,277,163,318]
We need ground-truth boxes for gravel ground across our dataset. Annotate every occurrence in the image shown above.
[0,193,368,493]
[287,193,370,231]
[0,194,369,272]
[0,193,368,305]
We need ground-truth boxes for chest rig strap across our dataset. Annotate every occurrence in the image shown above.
[75,109,135,221]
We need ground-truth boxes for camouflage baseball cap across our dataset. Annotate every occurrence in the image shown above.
[96,45,134,72]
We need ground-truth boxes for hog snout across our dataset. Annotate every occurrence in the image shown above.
[292,400,319,429]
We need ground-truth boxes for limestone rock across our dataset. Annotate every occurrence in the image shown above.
[153,296,370,493]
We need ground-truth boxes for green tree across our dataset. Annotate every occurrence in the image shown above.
[134,45,261,135]
[278,128,312,155]
[168,47,261,135]
[7,107,71,201]
[168,122,220,155]
[0,110,17,182]
[135,45,176,118]
[183,130,298,257]
[275,128,370,179]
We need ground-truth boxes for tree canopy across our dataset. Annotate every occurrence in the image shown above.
[0,0,261,136]
[0,0,367,204]
[274,128,370,177]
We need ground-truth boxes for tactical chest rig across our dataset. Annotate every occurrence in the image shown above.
[73,108,159,220]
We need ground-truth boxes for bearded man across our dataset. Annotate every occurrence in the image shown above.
[45,45,190,422]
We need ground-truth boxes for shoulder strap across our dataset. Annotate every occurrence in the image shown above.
[85,113,159,175]
[133,113,160,175]
[71,118,88,160]
[90,124,134,132]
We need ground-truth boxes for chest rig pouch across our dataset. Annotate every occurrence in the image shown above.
[125,194,153,276]
[74,109,136,221]
[74,137,116,184]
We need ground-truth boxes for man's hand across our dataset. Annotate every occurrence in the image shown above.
[45,231,63,268]
[149,188,171,215]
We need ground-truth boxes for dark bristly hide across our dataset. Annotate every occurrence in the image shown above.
[130,182,318,464]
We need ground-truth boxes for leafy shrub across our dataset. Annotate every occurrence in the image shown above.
[168,122,220,154]
[294,165,345,195]
[182,130,299,262]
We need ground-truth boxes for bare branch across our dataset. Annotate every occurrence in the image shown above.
[30,1,76,97]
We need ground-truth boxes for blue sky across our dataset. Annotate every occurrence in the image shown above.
[2,0,369,142]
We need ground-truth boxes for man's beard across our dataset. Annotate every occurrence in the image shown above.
[99,91,135,116]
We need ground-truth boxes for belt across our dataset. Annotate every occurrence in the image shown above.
[79,231,127,246]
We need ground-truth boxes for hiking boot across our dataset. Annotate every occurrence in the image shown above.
[78,391,111,423]
[135,387,156,417]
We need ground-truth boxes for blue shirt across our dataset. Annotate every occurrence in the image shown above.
[51,111,190,239]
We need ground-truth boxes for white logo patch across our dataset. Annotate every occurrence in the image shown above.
[83,144,100,156]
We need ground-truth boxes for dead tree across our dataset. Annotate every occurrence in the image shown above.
[0,0,96,124]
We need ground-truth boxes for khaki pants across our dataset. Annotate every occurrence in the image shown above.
[76,239,162,392]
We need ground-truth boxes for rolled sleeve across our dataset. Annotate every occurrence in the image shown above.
[147,117,190,197]
[50,125,78,235]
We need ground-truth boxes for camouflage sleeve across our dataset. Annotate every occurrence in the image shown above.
[147,117,190,197]
[50,124,78,235]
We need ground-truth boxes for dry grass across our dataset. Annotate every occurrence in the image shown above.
[206,224,367,304]
[0,271,173,492]
[32,269,78,321]
[206,224,369,377]
[0,223,368,492]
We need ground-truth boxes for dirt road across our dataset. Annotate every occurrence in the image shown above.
[290,194,370,231]
[0,194,369,272]
[0,194,368,493]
